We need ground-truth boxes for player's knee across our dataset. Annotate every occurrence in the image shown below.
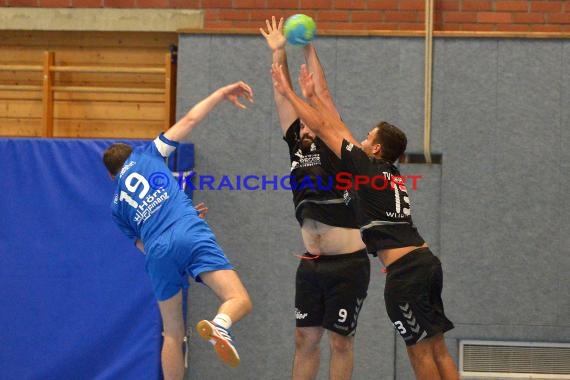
[407,339,434,362]
[163,329,186,346]
[226,284,252,314]
[431,335,452,363]
[329,333,354,353]
[295,328,322,351]
[241,294,253,315]
[162,323,186,345]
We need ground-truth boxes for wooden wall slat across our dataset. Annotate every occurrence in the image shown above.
[53,91,165,102]
[0,100,164,120]
[0,73,42,86]
[0,118,43,136]
[0,100,42,118]
[43,51,54,137]
[0,31,177,48]
[0,48,170,65]
[53,73,166,86]
[0,90,164,102]
[53,101,165,120]
[53,50,170,66]
[54,119,163,138]
[0,118,164,138]
[0,90,42,100]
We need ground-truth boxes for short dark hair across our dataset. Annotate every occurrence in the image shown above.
[373,121,407,163]
[102,143,133,176]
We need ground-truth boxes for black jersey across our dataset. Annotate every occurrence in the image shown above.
[340,139,425,253]
[284,119,358,228]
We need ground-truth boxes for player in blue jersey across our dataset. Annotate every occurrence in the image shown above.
[102,81,254,379]
[271,65,459,380]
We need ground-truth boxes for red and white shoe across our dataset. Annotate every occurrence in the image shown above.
[196,320,240,367]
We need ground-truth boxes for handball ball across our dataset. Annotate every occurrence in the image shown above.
[284,14,316,46]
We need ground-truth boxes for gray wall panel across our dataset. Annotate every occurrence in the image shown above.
[176,35,211,110]
[492,40,562,325]
[336,38,407,145]
[437,39,501,326]
[398,39,428,154]
[429,40,448,155]
[558,42,570,327]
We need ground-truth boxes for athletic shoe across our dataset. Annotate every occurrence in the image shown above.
[196,320,240,367]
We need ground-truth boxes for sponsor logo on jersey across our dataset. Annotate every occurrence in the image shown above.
[291,148,322,170]
[295,308,308,320]
[343,190,352,205]
[133,189,170,224]
[291,161,299,171]
[299,154,321,167]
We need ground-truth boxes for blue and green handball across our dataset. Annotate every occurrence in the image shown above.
[284,14,316,46]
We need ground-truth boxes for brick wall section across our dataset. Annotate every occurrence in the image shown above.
[2,0,569,33]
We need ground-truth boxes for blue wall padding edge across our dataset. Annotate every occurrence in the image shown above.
[0,138,162,380]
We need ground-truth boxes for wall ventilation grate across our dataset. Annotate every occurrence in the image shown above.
[460,340,570,379]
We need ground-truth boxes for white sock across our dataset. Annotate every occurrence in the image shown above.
[212,313,232,330]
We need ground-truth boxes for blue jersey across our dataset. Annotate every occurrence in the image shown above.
[111,134,198,246]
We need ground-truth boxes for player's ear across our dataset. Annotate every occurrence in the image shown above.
[109,172,116,180]
[373,143,382,156]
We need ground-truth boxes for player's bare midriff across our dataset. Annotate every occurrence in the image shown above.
[377,243,429,268]
[301,218,365,256]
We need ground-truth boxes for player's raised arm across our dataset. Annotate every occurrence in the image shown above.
[260,16,298,135]
[271,62,358,158]
[303,43,340,120]
[298,64,357,147]
[163,81,254,142]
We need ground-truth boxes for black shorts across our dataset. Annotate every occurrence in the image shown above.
[295,249,370,336]
[384,247,454,346]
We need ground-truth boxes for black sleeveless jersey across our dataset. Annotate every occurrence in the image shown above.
[284,119,358,228]
[340,139,425,253]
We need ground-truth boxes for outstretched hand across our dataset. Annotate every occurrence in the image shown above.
[194,202,209,218]
[271,62,292,97]
[298,64,315,99]
[221,81,254,109]
[260,16,287,51]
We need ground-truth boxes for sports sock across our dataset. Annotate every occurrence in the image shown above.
[212,313,232,330]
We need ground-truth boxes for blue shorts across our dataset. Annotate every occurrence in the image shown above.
[144,219,234,301]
